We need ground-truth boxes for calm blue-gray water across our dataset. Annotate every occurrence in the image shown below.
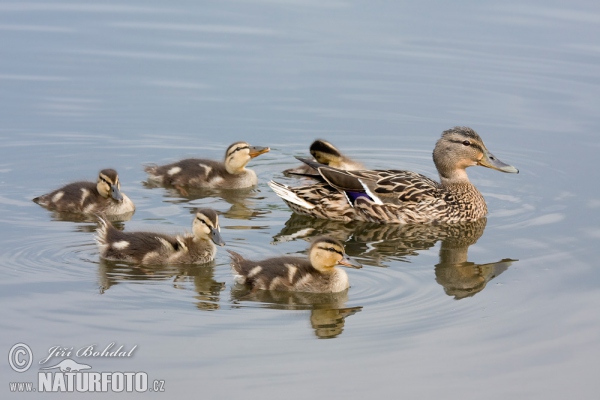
[1,1,599,399]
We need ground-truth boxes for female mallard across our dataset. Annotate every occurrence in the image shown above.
[269,126,518,224]
[228,236,361,293]
[96,209,225,265]
[284,139,364,175]
[144,141,270,190]
[33,169,135,216]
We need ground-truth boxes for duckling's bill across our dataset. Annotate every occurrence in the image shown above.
[249,146,270,158]
[211,228,226,246]
[110,185,124,202]
[337,255,362,269]
[478,150,519,174]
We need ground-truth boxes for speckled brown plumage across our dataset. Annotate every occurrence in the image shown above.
[33,169,135,216]
[145,141,270,190]
[228,237,361,293]
[270,127,518,224]
[96,209,225,265]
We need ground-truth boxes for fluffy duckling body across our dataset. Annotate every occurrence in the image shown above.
[33,169,135,216]
[228,237,361,293]
[284,139,364,175]
[96,209,225,265]
[269,127,518,224]
[145,142,270,190]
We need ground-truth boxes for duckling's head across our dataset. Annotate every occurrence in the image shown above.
[310,140,344,167]
[308,236,361,272]
[224,142,270,174]
[97,169,124,202]
[433,127,518,183]
[192,208,225,246]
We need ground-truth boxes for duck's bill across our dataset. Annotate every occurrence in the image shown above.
[249,146,270,158]
[110,185,124,202]
[338,256,362,269]
[210,228,226,246]
[478,151,519,173]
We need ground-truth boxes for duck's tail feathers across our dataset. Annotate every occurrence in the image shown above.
[226,250,245,272]
[94,213,112,251]
[268,180,316,210]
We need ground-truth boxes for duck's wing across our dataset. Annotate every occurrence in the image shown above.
[295,157,442,206]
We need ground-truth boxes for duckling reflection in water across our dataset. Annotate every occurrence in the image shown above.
[284,139,364,175]
[144,141,270,193]
[33,169,135,217]
[231,280,362,339]
[96,209,225,265]
[228,237,361,293]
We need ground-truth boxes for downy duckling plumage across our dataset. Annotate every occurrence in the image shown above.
[145,141,270,190]
[284,139,364,175]
[269,126,519,224]
[228,236,361,293]
[96,209,225,265]
[33,169,135,216]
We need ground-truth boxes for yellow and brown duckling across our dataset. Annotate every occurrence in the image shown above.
[145,141,270,190]
[33,169,135,216]
[96,209,225,265]
[228,236,361,293]
[284,139,364,175]
[269,126,519,224]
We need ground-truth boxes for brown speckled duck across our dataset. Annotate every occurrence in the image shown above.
[284,139,364,175]
[144,141,270,190]
[269,126,518,224]
[96,209,225,265]
[228,236,361,293]
[33,169,135,216]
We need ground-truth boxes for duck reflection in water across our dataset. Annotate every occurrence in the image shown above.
[274,214,516,299]
[231,287,362,339]
[97,259,225,310]
[142,183,267,221]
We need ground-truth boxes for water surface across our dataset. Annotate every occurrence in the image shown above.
[1,1,599,399]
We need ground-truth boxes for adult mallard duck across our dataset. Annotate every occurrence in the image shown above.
[96,209,225,265]
[228,236,361,293]
[33,169,135,216]
[269,126,518,224]
[284,139,364,175]
[144,141,270,191]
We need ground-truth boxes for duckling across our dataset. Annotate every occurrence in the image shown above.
[33,169,135,216]
[144,141,270,191]
[96,209,225,265]
[269,126,519,224]
[228,236,361,293]
[284,139,364,175]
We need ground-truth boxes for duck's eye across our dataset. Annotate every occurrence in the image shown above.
[462,140,471,146]
[196,217,207,225]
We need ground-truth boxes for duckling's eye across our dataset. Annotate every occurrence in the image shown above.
[462,140,471,146]
[196,217,207,225]
[327,247,343,255]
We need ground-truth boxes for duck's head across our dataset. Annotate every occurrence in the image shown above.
[309,236,362,272]
[433,126,518,183]
[224,141,270,174]
[97,169,124,202]
[310,140,345,167]
[192,208,225,246]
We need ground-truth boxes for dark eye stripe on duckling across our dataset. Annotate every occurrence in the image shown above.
[99,175,115,186]
[310,140,341,158]
[226,144,250,158]
[316,245,344,256]
[196,209,219,227]
[99,169,119,183]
